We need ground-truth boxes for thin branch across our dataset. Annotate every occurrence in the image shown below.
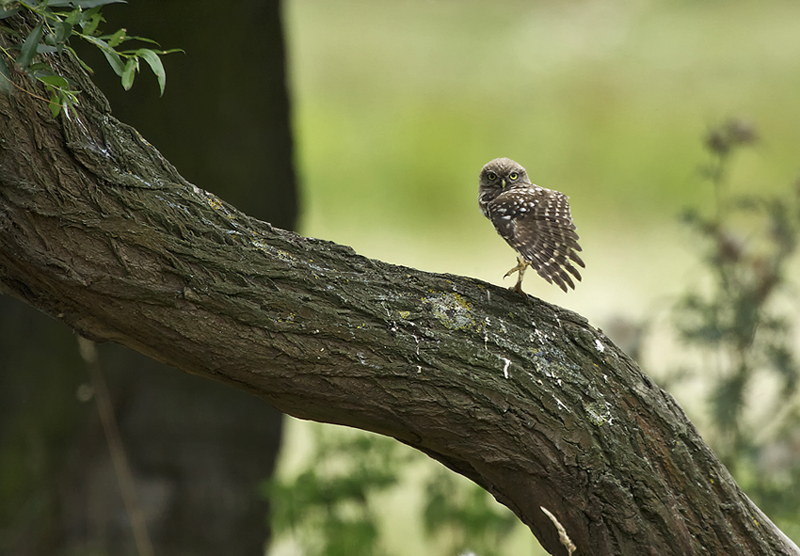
[78,338,155,556]
[540,507,576,556]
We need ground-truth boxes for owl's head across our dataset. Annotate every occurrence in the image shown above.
[478,158,530,200]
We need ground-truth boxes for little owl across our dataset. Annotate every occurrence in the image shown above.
[478,157,584,294]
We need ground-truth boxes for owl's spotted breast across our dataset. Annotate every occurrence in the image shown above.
[478,158,584,294]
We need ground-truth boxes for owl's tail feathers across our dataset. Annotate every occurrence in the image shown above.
[560,251,585,291]
[570,251,585,268]
[536,251,584,293]
[566,263,583,281]
[550,272,574,293]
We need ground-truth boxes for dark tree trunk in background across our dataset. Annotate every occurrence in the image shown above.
[0,2,294,555]
[82,0,298,228]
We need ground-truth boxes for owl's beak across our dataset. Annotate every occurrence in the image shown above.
[501,178,506,188]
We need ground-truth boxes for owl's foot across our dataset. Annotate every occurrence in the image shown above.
[504,257,529,294]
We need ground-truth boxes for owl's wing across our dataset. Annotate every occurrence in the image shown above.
[492,187,584,292]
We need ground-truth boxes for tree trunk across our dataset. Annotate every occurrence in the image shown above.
[1,24,798,556]
[77,0,298,229]
[1,4,293,554]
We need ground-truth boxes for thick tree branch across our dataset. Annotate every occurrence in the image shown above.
[1,30,798,556]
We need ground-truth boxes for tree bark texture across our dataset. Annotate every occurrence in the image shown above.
[1,27,798,556]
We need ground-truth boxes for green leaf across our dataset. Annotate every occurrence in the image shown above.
[122,35,159,46]
[0,56,13,94]
[0,5,20,19]
[38,74,69,88]
[48,92,62,118]
[55,20,73,44]
[64,6,81,25]
[81,32,107,49]
[136,48,165,95]
[121,57,136,90]
[65,45,95,73]
[102,48,125,76]
[47,0,126,7]
[106,28,126,48]
[18,22,44,70]
[81,8,104,36]
[84,35,125,75]
[28,63,51,80]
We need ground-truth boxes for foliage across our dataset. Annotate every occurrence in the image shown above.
[672,118,800,534]
[264,425,526,556]
[264,428,413,556]
[0,0,180,117]
[423,468,517,556]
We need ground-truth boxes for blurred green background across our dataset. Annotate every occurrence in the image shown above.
[271,1,800,554]
[288,0,800,320]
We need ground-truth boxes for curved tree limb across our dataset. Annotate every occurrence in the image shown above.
[1,29,798,556]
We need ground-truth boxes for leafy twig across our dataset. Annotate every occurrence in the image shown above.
[0,0,181,116]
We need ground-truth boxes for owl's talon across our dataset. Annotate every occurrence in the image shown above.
[503,257,529,279]
[503,257,529,294]
[502,265,519,279]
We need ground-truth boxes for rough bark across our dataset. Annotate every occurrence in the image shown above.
[1,29,798,556]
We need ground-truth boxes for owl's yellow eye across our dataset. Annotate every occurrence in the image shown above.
[486,172,497,181]
[509,172,519,180]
